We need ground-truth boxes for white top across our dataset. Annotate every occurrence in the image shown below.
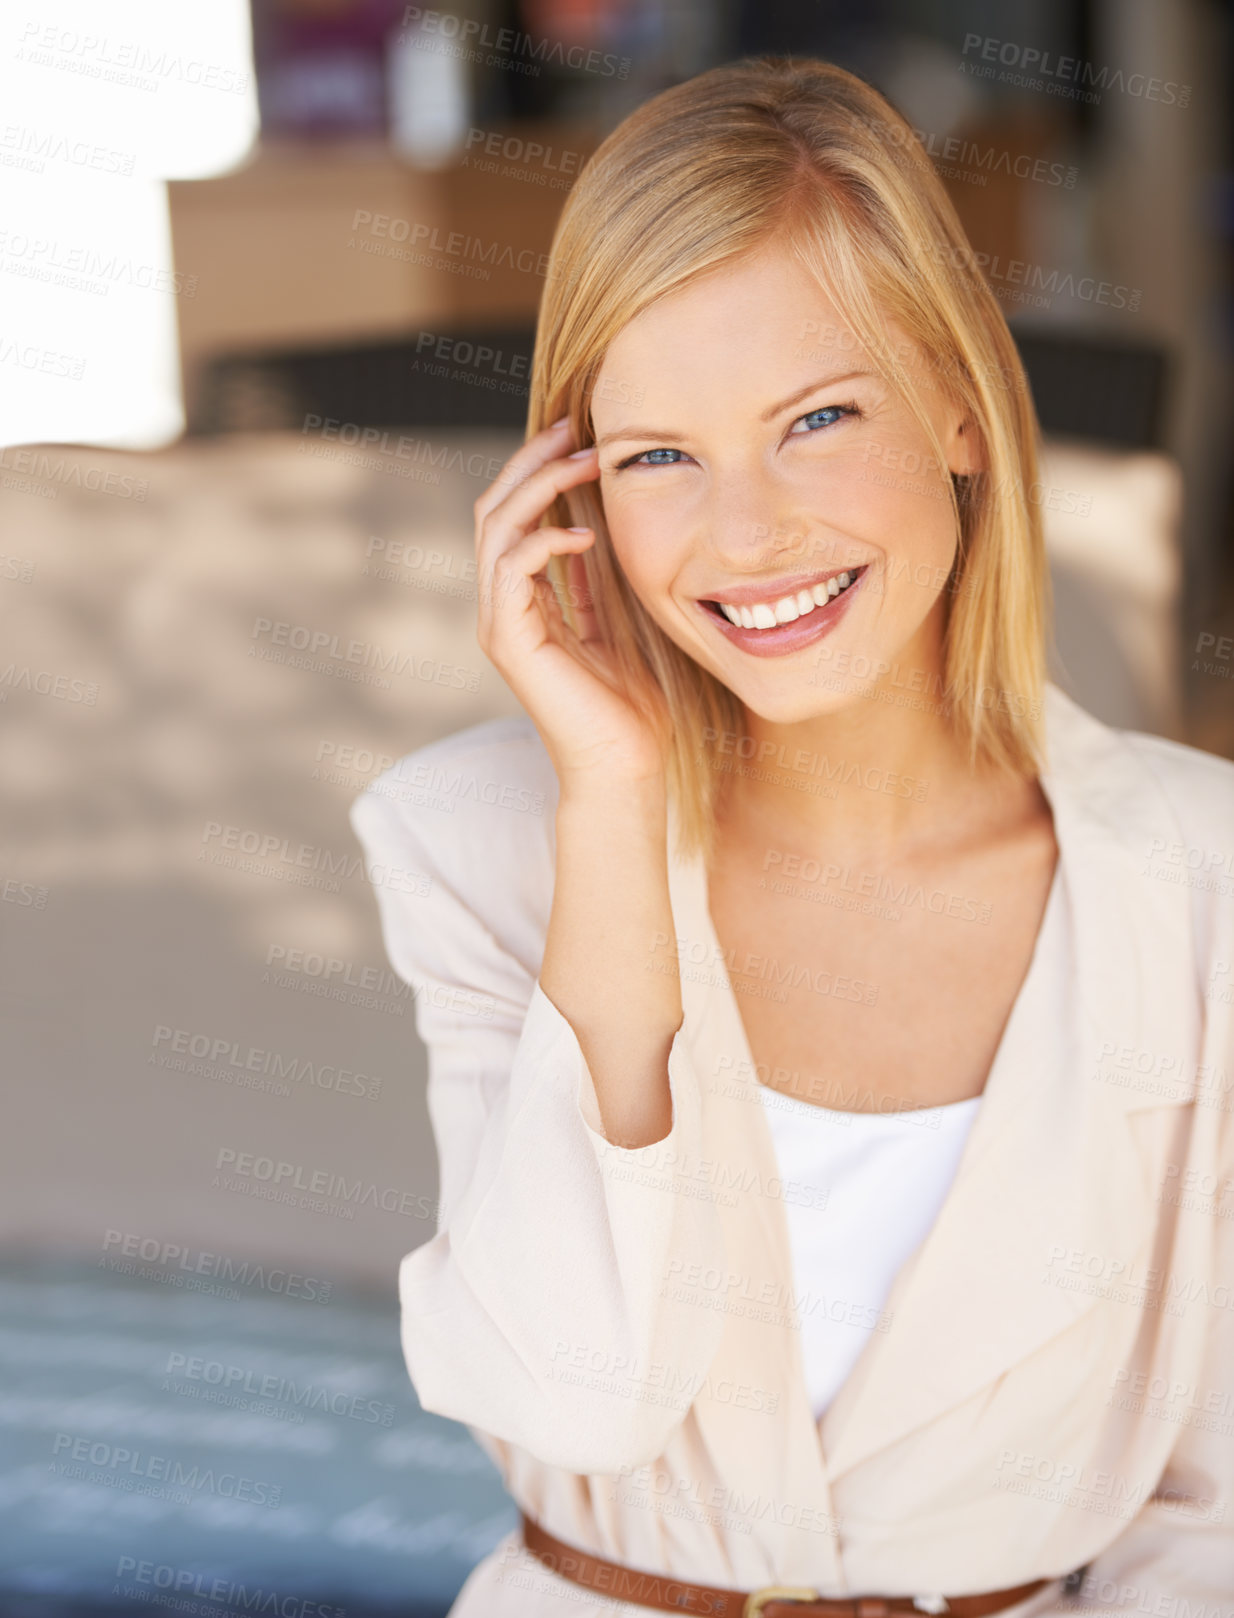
[757,1084,981,1419]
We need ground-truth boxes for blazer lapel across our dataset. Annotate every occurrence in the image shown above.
[664,829,842,1585]
[670,683,1202,1501]
[821,684,1202,1480]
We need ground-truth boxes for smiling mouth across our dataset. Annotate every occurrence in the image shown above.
[700,566,867,630]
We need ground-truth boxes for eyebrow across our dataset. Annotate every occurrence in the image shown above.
[592,370,877,451]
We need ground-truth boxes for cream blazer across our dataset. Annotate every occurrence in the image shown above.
[350,684,1234,1617]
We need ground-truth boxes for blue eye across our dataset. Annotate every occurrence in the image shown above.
[611,446,688,470]
[612,401,860,470]
[790,403,858,434]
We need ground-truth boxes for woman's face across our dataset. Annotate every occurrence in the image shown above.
[588,244,983,724]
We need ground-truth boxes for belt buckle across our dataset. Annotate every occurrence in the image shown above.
[912,1600,950,1615]
[744,1587,821,1617]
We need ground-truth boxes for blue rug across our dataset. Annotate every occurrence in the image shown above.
[0,1252,518,1617]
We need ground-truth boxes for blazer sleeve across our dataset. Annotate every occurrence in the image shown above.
[349,767,728,1475]
[1038,1009,1234,1612]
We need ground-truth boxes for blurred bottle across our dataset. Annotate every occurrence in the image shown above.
[385,12,472,167]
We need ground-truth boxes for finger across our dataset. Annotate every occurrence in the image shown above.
[474,416,574,525]
[562,551,601,643]
[480,524,596,638]
[476,446,599,577]
[475,451,599,608]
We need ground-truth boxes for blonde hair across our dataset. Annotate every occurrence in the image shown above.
[528,55,1051,858]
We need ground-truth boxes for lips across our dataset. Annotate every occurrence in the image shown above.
[695,565,868,658]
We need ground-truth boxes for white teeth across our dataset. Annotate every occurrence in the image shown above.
[712,569,860,631]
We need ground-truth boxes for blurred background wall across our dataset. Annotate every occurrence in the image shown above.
[2,1,1232,1614]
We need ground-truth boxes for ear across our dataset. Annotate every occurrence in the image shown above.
[944,410,986,478]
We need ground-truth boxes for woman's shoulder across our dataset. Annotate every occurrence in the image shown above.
[348,717,558,939]
[1118,724,1234,836]
[350,715,557,855]
[1046,681,1234,851]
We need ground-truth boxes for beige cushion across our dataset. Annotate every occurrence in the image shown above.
[1038,438,1182,737]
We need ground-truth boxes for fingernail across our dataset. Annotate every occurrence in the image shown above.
[567,526,591,533]
[568,446,596,458]
[550,415,569,428]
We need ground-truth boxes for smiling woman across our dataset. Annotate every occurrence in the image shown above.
[581,248,991,716]
[349,54,1234,1618]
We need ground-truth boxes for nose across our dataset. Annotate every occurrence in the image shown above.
[698,463,814,575]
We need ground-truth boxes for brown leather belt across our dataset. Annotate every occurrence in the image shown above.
[520,1512,1053,1618]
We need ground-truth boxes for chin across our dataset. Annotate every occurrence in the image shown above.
[716,668,873,726]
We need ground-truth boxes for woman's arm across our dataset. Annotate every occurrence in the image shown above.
[470,416,689,1151]
[542,773,682,1149]
[350,747,726,1475]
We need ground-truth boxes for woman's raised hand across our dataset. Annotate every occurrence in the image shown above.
[474,417,665,789]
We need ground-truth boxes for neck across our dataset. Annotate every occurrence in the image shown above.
[723,624,1011,861]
